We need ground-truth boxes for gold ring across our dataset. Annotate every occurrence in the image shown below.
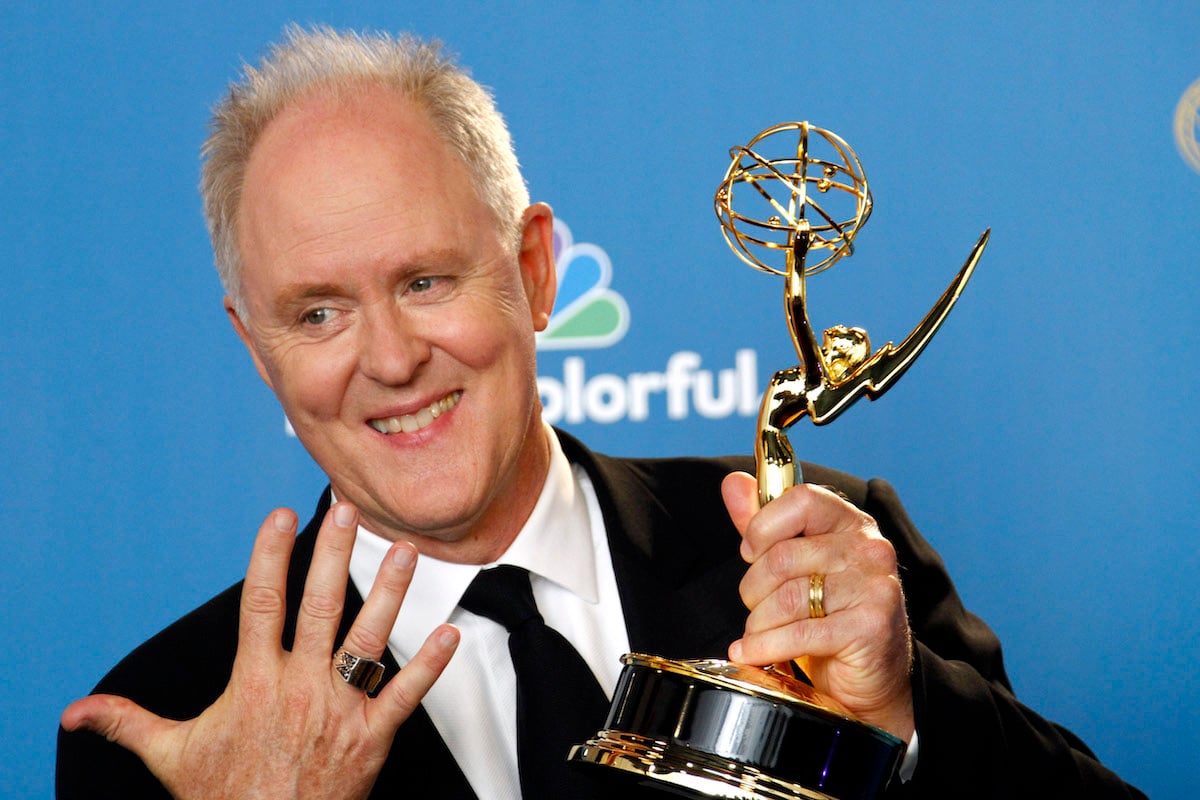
[808,573,826,619]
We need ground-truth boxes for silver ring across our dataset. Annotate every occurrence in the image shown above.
[333,647,385,694]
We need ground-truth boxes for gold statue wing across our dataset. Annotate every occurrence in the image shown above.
[808,228,990,424]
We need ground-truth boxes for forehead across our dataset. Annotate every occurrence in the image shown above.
[235,85,498,298]
[240,84,458,221]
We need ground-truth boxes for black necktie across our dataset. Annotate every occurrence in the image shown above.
[459,565,610,798]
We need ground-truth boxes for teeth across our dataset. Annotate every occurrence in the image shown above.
[370,391,461,435]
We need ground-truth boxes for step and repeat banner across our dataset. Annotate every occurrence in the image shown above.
[3,3,1197,796]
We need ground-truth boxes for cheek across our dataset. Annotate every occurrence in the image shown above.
[267,344,357,421]
[441,300,535,371]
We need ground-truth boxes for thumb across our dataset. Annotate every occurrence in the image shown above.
[62,693,178,761]
[721,471,760,538]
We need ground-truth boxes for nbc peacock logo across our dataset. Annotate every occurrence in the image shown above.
[537,218,630,350]
[536,217,761,426]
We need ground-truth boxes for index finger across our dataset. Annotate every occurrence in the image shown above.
[729,480,869,562]
[237,508,299,662]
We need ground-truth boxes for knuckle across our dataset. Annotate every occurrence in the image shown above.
[737,572,755,607]
[777,577,807,619]
[242,585,286,616]
[855,536,897,572]
[856,578,908,634]
[860,572,902,606]
[796,618,829,651]
[97,708,125,744]
[737,575,753,608]
[393,676,420,709]
[764,541,798,580]
[370,563,405,594]
[299,592,344,622]
[342,628,388,657]
[384,674,423,717]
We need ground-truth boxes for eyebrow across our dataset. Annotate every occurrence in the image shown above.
[270,283,345,318]
[267,247,473,318]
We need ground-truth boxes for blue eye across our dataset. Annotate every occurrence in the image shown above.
[410,277,435,293]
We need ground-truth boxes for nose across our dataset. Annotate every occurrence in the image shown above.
[357,301,432,385]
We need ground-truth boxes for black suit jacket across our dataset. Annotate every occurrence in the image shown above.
[57,432,1146,798]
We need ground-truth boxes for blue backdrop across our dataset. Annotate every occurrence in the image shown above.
[3,3,1197,797]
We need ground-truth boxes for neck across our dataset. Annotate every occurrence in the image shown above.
[358,419,553,565]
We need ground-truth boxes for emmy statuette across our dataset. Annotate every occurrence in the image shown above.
[569,123,989,800]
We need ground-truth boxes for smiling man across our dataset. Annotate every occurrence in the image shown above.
[229,80,555,562]
[58,25,1147,800]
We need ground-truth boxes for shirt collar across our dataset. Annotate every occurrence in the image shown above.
[347,424,598,663]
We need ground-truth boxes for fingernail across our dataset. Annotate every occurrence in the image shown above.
[333,504,356,528]
[392,545,415,568]
[437,627,460,648]
[729,641,743,661]
[274,510,294,532]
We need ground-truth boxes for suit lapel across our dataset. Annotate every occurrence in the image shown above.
[557,430,752,660]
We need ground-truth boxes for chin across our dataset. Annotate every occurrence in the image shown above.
[366,502,480,542]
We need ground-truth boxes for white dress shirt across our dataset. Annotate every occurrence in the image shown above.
[347,425,629,800]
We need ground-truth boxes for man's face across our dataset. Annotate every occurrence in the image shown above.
[228,86,556,562]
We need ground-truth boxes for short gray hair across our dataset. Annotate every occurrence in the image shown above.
[200,24,530,316]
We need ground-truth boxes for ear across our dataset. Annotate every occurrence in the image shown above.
[224,296,276,391]
[517,202,557,332]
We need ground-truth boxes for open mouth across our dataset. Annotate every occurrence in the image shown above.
[368,390,462,434]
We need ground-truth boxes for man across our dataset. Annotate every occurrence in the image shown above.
[58,25,1146,799]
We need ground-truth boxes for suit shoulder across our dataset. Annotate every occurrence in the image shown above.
[607,451,754,493]
[586,447,869,508]
[92,580,244,719]
[555,427,872,510]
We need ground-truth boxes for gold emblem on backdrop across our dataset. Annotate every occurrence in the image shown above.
[1175,76,1200,175]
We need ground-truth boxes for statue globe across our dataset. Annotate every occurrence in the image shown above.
[715,121,872,277]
